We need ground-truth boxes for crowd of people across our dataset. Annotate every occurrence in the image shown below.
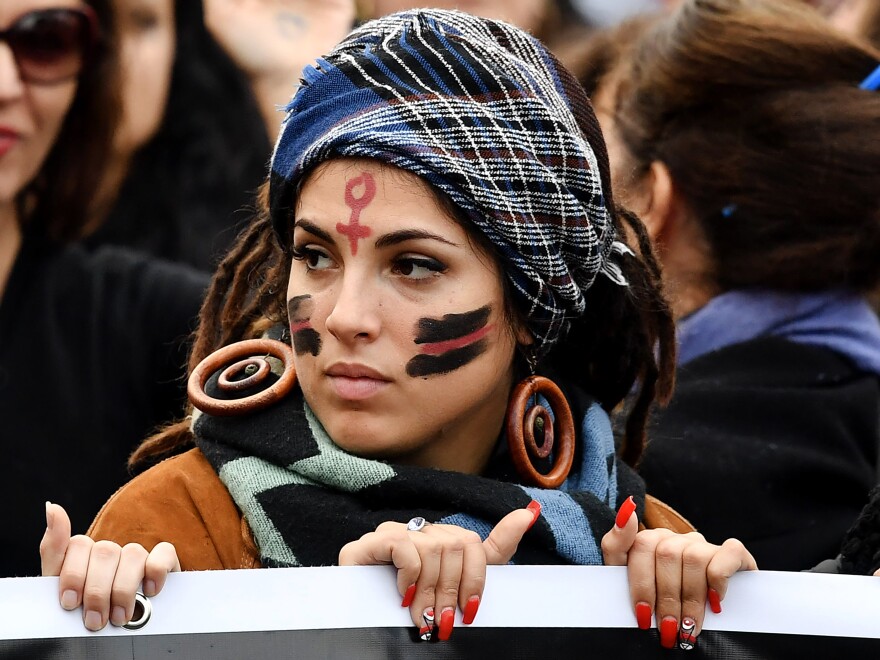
[1,0,878,652]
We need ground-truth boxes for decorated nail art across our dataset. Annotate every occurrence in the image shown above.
[419,607,435,641]
[679,616,696,650]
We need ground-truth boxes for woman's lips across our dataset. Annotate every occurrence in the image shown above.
[0,129,20,158]
[327,375,390,400]
[325,363,391,401]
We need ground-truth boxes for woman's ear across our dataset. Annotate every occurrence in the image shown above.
[513,322,534,350]
[638,161,676,244]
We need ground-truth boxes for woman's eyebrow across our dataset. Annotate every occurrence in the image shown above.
[375,229,460,249]
[293,219,335,243]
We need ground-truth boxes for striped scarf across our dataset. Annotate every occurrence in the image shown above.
[192,356,645,568]
[268,9,629,358]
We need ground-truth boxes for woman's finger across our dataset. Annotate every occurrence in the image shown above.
[338,529,422,607]
[109,544,149,627]
[705,538,758,610]
[482,501,541,564]
[653,533,704,649]
[601,496,638,566]
[80,541,123,631]
[677,540,718,649]
[55,535,95,612]
[424,526,467,641]
[143,542,181,597]
[625,528,673,635]
[40,502,72,576]
[409,532,443,638]
[458,535,488,625]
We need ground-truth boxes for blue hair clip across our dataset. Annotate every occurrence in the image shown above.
[860,63,880,91]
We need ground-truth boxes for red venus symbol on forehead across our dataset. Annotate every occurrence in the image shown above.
[337,172,376,255]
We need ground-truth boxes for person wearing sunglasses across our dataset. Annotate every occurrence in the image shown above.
[0,0,209,577]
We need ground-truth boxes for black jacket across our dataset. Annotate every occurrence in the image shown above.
[0,237,209,576]
[638,337,879,571]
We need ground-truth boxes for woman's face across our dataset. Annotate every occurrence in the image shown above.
[369,0,548,34]
[0,0,82,206]
[113,0,174,157]
[287,158,521,473]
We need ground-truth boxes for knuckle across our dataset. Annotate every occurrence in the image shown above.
[444,537,465,555]
[91,541,122,562]
[68,535,94,552]
[376,521,401,533]
[121,543,148,562]
[681,544,711,569]
[461,530,482,545]
[722,537,746,553]
[82,584,110,605]
[438,583,460,600]
[684,531,706,543]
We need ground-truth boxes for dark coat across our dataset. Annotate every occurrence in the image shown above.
[0,236,209,576]
[637,337,879,571]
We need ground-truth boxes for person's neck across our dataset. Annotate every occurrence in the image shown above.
[0,201,23,304]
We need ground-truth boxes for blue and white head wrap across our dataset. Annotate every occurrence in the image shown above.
[268,9,629,357]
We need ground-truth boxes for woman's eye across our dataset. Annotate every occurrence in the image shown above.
[392,257,446,280]
[293,247,334,271]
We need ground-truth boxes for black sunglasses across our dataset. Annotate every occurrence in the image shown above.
[0,7,99,85]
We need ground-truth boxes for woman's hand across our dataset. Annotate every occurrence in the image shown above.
[601,496,758,650]
[338,502,541,641]
[40,503,180,631]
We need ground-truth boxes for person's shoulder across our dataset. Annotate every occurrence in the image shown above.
[677,336,864,388]
[87,448,255,570]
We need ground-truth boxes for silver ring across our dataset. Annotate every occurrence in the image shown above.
[123,592,152,630]
[406,516,429,532]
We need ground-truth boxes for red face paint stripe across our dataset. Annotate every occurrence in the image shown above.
[289,320,313,334]
[418,323,494,355]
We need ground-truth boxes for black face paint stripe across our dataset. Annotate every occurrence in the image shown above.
[287,295,322,357]
[406,340,489,378]
[414,306,492,345]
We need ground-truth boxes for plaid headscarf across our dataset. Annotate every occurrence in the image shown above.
[268,9,628,357]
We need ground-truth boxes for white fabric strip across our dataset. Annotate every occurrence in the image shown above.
[2,566,879,641]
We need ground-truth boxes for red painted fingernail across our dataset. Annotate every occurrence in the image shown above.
[401,583,416,608]
[660,616,678,649]
[462,595,481,625]
[635,601,652,630]
[418,608,435,641]
[708,588,722,614]
[437,607,455,641]
[615,495,637,529]
[526,500,542,530]
[679,616,697,651]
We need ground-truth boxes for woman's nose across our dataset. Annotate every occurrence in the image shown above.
[323,274,382,344]
[0,44,25,101]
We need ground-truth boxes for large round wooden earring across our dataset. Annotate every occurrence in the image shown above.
[187,339,297,416]
[506,375,575,489]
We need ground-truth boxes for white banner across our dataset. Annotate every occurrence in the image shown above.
[1,566,878,658]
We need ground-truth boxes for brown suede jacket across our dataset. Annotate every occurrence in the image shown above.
[87,448,694,571]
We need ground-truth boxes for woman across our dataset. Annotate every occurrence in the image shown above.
[83,0,356,270]
[591,0,880,570]
[0,0,208,577]
[41,9,757,650]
